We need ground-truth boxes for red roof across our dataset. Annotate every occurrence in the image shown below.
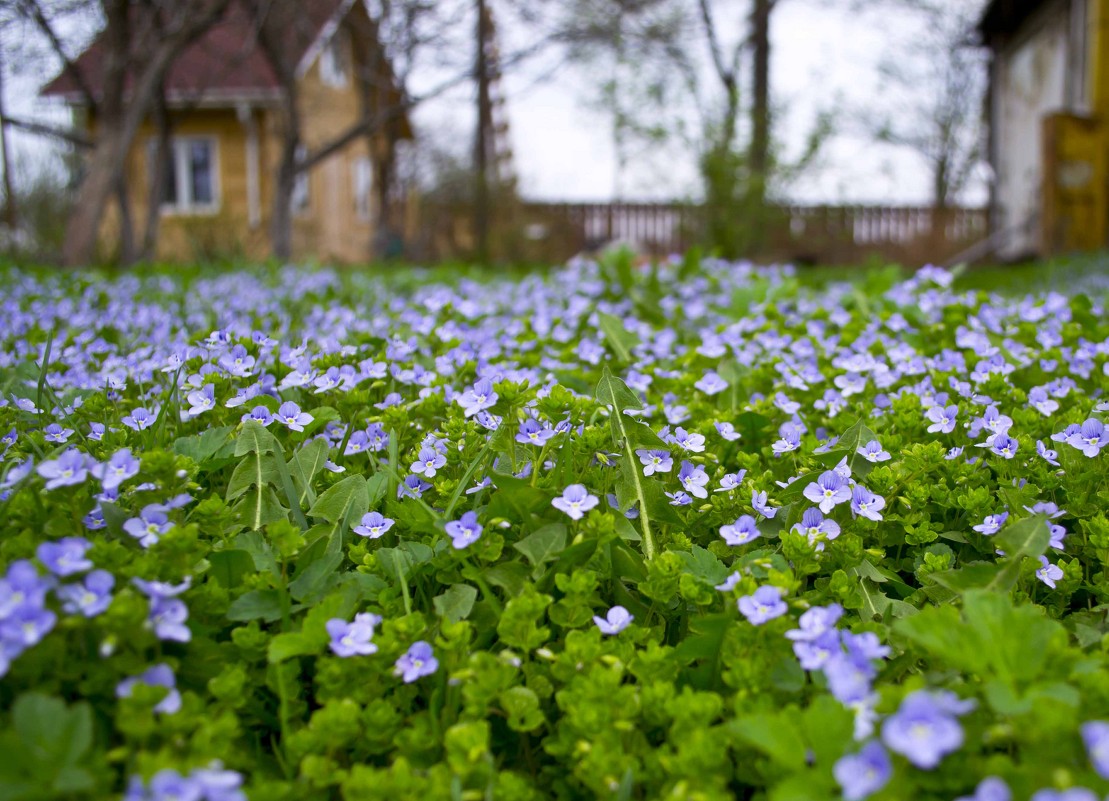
[42,0,346,103]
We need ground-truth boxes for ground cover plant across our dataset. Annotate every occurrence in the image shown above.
[0,256,1108,801]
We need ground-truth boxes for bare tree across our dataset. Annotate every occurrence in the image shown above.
[850,0,987,212]
[14,0,233,266]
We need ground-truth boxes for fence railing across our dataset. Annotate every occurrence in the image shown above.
[404,201,990,266]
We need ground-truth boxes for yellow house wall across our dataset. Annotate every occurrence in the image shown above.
[282,38,377,265]
[97,109,270,262]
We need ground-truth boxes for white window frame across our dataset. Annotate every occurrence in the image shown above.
[353,156,373,222]
[319,32,349,88]
[291,144,310,216]
[153,136,220,216]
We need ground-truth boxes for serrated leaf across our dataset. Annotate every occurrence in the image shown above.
[173,425,234,464]
[208,549,255,587]
[288,438,330,506]
[308,474,369,524]
[226,452,284,500]
[232,485,288,531]
[234,420,283,456]
[227,589,286,622]
[676,545,729,586]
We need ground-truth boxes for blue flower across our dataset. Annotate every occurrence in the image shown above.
[352,511,394,539]
[516,418,556,446]
[834,740,891,801]
[1081,720,1109,778]
[720,515,760,546]
[850,485,885,521]
[36,448,93,490]
[395,640,439,682]
[56,570,115,617]
[446,511,483,549]
[276,401,313,432]
[737,585,787,625]
[1036,555,1064,589]
[677,460,709,499]
[457,379,498,417]
[880,689,975,769]
[326,612,383,657]
[925,403,958,434]
[593,605,633,635]
[635,448,673,476]
[955,777,1011,801]
[857,440,891,462]
[411,446,447,478]
[116,663,181,714]
[552,484,599,520]
[803,471,851,514]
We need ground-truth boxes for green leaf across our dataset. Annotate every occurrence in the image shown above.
[208,549,255,587]
[483,562,531,596]
[513,524,568,571]
[227,589,286,622]
[433,584,479,623]
[226,452,284,500]
[268,587,358,663]
[597,311,639,363]
[232,485,288,531]
[288,438,329,507]
[732,709,808,770]
[235,420,283,456]
[676,546,729,587]
[0,693,95,795]
[597,366,662,559]
[173,425,234,465]
[988,514,1051,592]
[308,474,369,525]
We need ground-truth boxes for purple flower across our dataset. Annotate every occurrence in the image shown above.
[1081,720,1109,778]
[925,404,958,434]
[411,446,447,478]
[714,421,742,441]
[241,405,273,427]
[1036,555,1063,589]
[593,605,633,635]
[803,471,852,514]
[672,427,706,453]
[458,379,498,417]
[516,419,556,446]
[123,504,174,548]
[881,690,975,769]
[1037,440,1060,466]
[979,434,1018,459]
[0,604,56,650]
[850,485,886,522]
[56,570,115,617]
[122,407,155,431]
[395,640,439,682]
[446,511,483,549]
[792,507,842,549]
[751,489,778,519]
[219,344,256,377]
[43,423,74,443]
[715,572,743,592]
[552,484,599,520]
[694,371,728,395]
[737,585,787,625]
[276,401,313,432]
[857,440,891,463]
[973,511,1008,535]
[720,515,760,546]
[91,447,140,490]
[36,448,93,490]
[116,663,181,714]
[677,460,709,499]
[716,470,746,492]
[149,598,191,642]
[327,612,382,657]
[955,777,1011,801]
[36,537,93,576]
[834,740,891,801]
[186,384,216,416]
[793,628,842,671]
[785,603,843,642]
[353,511,394,539]
[398,474,432,499]
[1067,419,1109,457]
[1028,387,1059,416]
[772,422,802,454]
[636,449,673,476]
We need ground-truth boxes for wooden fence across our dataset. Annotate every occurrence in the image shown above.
[405,201,990,266]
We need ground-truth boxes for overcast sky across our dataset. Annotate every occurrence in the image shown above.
[5,0,991,206]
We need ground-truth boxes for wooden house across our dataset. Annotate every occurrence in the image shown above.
[979,0,1109,259]
[42,0,412,264]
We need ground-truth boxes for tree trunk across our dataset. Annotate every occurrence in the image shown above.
[116,174,135,266]
[750,0,771,202]
[63,136,125,265]
[474,0,492,263]
[141,87,171,261]
[0,48,18,229]
[270,106,300,262]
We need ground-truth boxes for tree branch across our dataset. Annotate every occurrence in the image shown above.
[4,114,91,148]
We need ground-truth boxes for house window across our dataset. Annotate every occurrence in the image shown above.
[291,145,310,215]
[320,33,348,88]
[353,157,373,221]
[154,137,219,214]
